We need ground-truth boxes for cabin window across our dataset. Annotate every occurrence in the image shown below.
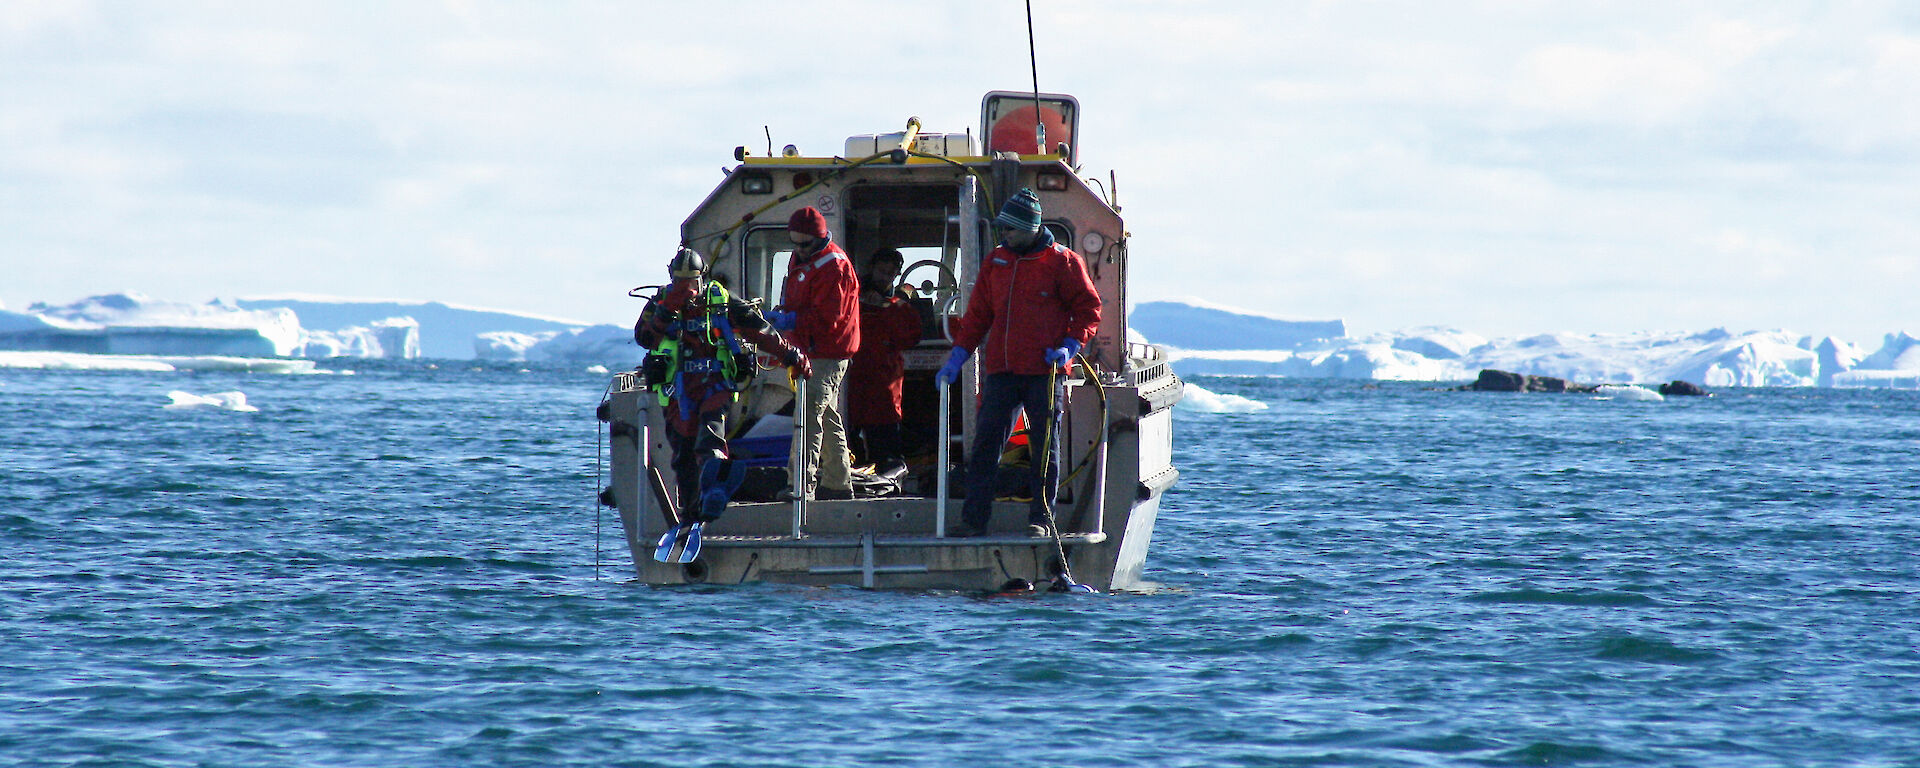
[741,227,796,306]
[1042,221,1073,251]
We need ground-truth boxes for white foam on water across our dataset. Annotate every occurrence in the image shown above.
[1594,384,1665,402]
[0,351,318,373]
[1177,383,1269,413]
[165,390,259,412]
[0,351,177,371]
[585,365,609,374]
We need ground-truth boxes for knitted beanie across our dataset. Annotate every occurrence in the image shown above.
[788,206,830,238]
[994,188,1043,232]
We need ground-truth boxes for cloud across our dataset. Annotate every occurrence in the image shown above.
[3,1,1916,344]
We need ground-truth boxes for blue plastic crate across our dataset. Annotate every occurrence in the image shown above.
[729,435,791,467]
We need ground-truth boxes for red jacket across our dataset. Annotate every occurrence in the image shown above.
[951,239,1101,375]
[779,241,861,359]
[847,293,923,426]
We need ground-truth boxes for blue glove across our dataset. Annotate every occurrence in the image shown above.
[765,310,797,332]
[936,347,970,387]
[1045,338,1082,366]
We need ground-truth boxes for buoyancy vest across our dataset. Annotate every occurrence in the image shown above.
[649,281,748,418]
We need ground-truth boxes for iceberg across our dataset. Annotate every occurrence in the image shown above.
[2,293,301,357]
[476,325,640,364]
[1137,299,1911,388]
[475,331,552,361]
[1832,370,1920,389]
[1,292,598,364]
[1661,332,1818,388]
[1859,332,1920,371]
[1131,299,1344,351]
[237,295,590,360]
[3,292,1908,387]
[1389,327,1487,360]
[1814,337,1868,387]
[294,317,422,359]
[1163,344,1465,381]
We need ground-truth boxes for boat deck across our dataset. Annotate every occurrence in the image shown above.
[697,531,1107,548]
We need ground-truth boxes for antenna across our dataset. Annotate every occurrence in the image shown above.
[1026,0,1044,153]
[764,126,773,159]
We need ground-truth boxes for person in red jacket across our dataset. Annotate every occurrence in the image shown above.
[938,188,1101,537]
[845,247,923,476]
[767,206,862,500]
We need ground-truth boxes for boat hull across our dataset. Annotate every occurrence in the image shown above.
[601,366,1180,592]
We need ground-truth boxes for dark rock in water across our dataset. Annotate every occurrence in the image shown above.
[1528,375,1572,393]
[1470,369,1528,391]
[1460,369,1595,393]
[1659,380,1709,396]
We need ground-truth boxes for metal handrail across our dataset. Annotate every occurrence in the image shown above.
[936,377,951,537]
[791,381,808,538]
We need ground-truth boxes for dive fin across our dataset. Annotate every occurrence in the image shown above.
[696,459,751,522]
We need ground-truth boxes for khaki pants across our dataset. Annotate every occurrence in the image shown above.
[791,357,852,494]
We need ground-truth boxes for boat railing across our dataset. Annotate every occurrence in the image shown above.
[628,368,1109,544]
[1125,341,1170,385]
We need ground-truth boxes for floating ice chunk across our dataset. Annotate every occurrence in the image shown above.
[1594,384,1664,402]
[1177,383,1268,413]
[0,351,177,370]
[165,390,259,412]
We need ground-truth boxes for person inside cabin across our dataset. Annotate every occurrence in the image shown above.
[845,247,923,477]
[765,206,862,500]
[938,188,1101,538]
[634,247,810,520]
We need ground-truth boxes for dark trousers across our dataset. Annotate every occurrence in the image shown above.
[667,407,728,521]
[961,373,1061,529]
[851,422,904,467]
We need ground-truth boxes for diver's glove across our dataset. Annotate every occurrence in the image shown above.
[936,347,970,387]
[765,310,797,332]
[784,348,812,380]
[1045,338,1082,367]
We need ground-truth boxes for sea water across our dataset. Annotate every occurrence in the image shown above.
[3,366,1917,767]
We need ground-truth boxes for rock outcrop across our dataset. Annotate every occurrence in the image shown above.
[1459,369,1595,393]
[1658,380,1709,396]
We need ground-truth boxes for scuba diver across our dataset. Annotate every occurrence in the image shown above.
[634,246,811,542]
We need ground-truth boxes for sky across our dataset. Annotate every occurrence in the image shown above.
[3,1,1916,344]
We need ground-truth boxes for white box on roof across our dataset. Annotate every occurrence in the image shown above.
[843,131,976,158]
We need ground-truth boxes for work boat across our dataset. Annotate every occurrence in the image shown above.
[598,91,1182,591]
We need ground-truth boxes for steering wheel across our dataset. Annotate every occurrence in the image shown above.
[899,259,958,306]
